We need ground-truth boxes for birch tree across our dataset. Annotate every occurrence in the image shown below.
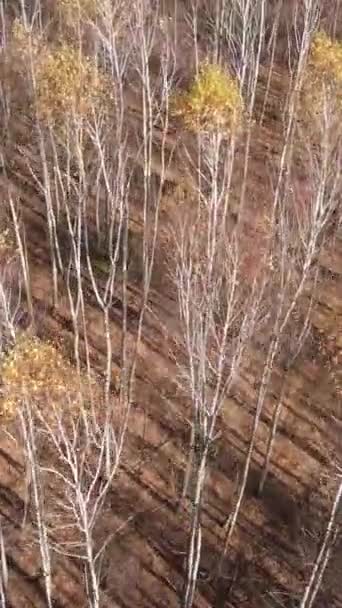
[221,0,324,556]
[171,59,267,607]
[300,473,342,608]
[1,5,179,607]
[0,518,8,608]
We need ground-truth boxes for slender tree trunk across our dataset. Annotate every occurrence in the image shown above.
[8,197,34,327]
[20,405,53,608]
[258,374,288,495]
[222,332,280,555]
[182,445,208,608]
[0,519,8,608]
[300,479,342,608]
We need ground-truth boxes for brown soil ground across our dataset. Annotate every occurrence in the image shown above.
[0,3,342,608]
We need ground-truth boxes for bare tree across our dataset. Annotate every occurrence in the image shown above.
[2,2,341,608]
[300,472,342,608]
[211,0,267,222]
[7,193,34,326]
[2,4,178,607]
[258,83,342,494]
[0,254,21,347]
[33,396,120,608]
[221,0,323,557]
[171,122,266,607]
[19,400,54,608]
[0,518,8,608]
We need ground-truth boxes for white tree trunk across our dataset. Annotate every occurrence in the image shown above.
[300,478,342,608]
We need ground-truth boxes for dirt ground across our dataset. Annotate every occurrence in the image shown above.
[0,2,342,608]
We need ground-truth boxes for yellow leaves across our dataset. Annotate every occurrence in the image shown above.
[0,229,16,256]
[8,18,43,84]
[11,18,42,60]
[59,0,100,23]
[12,18,28,47]
[0,335,79,422]
[172,62,243,135]
[309,32,342,85]
[35,43,112,124]
[10,19,113,125]
[302,31,342,124]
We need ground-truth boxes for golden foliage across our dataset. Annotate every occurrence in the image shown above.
[172,62,243,134]
[10,20,112,124]
[310,31,342,84]
[0,229,16,257]
[8,19,43,85]
[11,18,42,58]
[302,31,342,121]
[58,0,100,22]
[0,335,79,422]
[35,43,112,123]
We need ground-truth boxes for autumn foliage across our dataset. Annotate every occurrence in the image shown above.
[302,31,342,123]
[59,0,100,22]
[172,62,242,134]
[35,44,111,123]
[10,19,112,125]
[0,334,79,422]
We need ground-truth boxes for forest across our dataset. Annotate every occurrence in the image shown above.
[0,1,341,607]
